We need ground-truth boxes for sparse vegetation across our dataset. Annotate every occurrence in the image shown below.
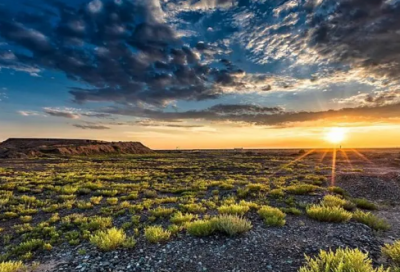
[212,215,252,236]
[186,219,215,237]
[353,198,378,210]
[144,226,171,243]
[299,248,389,272]
[353,210,390,231]
[0,149,396,271]
[0,261,25,272]
[382,240,400,266]
[90,228,127,251]
[306,205,352,223]
[258,206,286,227]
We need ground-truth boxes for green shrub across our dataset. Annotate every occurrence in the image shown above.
[286,184,319,195]
[353,198,378,210]
[170,212,196,225]
[90,196,103,205]
[281,207,302,215]
[90,228,126,251]
[382,240,400,266]
[217,204,250,215]
[143,190,157,198]
[144,226,171,243]
[299,248,389,272]
[150,207,175,218]
[0,261,25,272]
[96,190,118,197]
[306,205,352,223]
[269,189,285,198]
[186,219,215,237]
[321,195,347,207]
[81,216,113,231]
[212,215,252,236]
[328,186,348,196]
[76,201,93,209]
[61,185,78,195]
[106,198,118,206]
[12,239,44,255]
[180,203,206,213]
[353,210,390,231]
[19,216,32,223]
[258,206,286,227]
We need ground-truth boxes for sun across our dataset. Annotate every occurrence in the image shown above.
[325,127,346,144]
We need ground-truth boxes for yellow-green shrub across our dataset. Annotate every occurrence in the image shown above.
[299,248,389,272]
[90,228,126,251]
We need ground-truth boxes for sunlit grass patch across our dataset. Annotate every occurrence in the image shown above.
[90,228,127,251]
[285,184,319,195]
[321,195,347,207]
[217,203,250,215]
[258,206,286,227]
[353,198,378,210]
[382,240,400,267]
[353,210,390,231]
[299,248,389,272]
[306,205,352,223]
[186,219,215,237]
[0,261,25,272]
[170,212,196,225]
[212,215,252,236]
[150,207,176,218]
[144,226,171,243]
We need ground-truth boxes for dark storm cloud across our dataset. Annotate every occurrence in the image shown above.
[0,0,244,107]
[308,0,400,80]
[101,102,400,126]
[73,124,110,130]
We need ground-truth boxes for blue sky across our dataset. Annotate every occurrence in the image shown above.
[1,0,400,148]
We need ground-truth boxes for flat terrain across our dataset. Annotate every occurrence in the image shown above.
[1,149,400,271]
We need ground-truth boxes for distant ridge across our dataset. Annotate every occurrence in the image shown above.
[0,138,153,158]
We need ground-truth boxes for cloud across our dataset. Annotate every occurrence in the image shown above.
[44,108,80,119]
[335,89,400,107]
[0,0,246,108]
[18,110,40,116]
[73,123,111,130]
[100,102,400,127]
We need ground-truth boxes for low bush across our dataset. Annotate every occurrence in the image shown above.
[170,212,196,225]
[299,248,389,272]
[286,184,319,195]
[106,198,118,206]
[321,195,347,207]
[217,204,250,215]
[353,210,390,231]
[186,219,215,237]
[212,215,252,236]
[90,228,126,251]
[0,261,25,272]
[258,206,286,227]
[150,207,175,218]
[353,198,378,210]
[382,240,400,266]
[144,226,171,243]
[281,207,302,215]
[306,205,352,223]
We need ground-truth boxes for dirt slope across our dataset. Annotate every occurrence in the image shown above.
[0,138,153,158]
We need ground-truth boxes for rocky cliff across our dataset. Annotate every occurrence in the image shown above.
[0,138,153,158]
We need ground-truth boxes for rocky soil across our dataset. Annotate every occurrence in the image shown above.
[42,218,381,272]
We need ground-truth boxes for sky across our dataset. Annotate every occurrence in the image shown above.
[1,0,400,149]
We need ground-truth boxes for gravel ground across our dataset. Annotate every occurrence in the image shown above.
[40,217,382,272]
